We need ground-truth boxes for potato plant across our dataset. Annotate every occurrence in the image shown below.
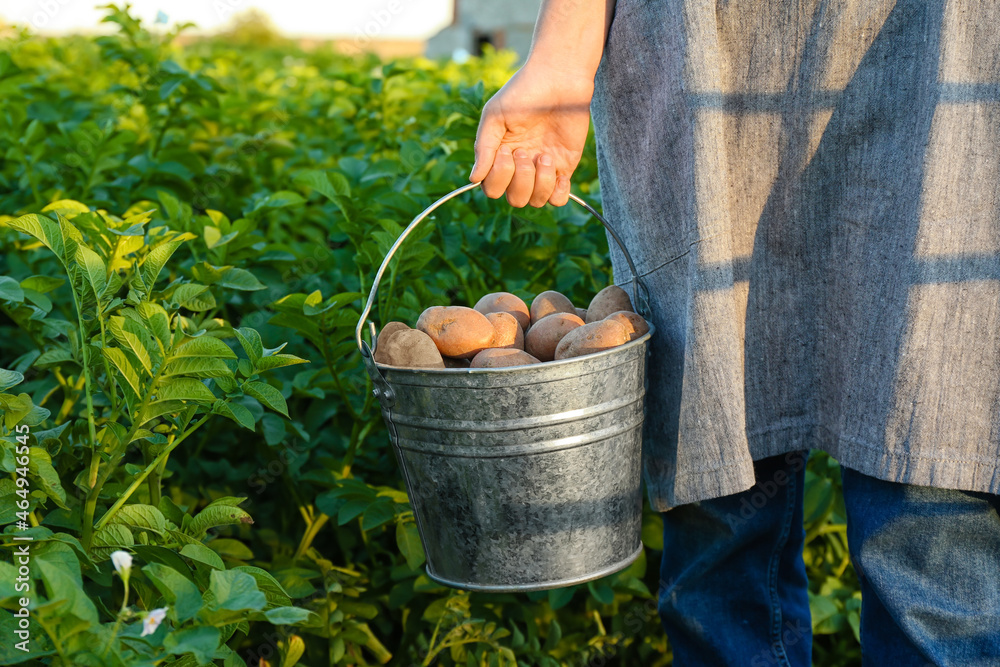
[0,5,860,666]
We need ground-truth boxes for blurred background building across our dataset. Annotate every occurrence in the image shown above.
[425,0,540,62]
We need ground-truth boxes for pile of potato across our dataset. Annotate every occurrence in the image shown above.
[373,285,649,370]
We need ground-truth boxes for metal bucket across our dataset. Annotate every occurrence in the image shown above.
[355,183,653,592]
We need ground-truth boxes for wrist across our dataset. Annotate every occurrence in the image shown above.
[519,53,598,95]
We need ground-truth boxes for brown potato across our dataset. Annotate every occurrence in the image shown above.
[554,320,630,360]
[375,329,446,369]
[575,307,588,321]
[604,311,650,341]
[470,348,541,368]
[474,292,531,330]
[524,312,585,362]
[529,290,576,325]
[586,285,634,323]
[486,311,523,350]
[373,321,410,364]
[416,305,495,359]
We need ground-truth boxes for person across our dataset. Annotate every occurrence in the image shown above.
[469,0,1000,665]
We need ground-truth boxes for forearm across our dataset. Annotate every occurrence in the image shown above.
[525,0,616,81]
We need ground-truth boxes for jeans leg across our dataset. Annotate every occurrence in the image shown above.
[659,451,812,667]
[841,467,1000,667]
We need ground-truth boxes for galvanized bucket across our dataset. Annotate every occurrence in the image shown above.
[355,182,653,592]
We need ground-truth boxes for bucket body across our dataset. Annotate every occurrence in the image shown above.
[376,328,651,591]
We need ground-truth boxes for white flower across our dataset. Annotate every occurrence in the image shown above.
[140,607,168,637]
[110,550,133,576]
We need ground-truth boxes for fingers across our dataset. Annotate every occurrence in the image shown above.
[470,104,504,184]
[505,148,536,207]
[549,175,572,207]
[481,145,515,199]
[528,154,556,207]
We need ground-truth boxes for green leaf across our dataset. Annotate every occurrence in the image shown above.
[188,504,254,538]
[103,347,143,396]
[263,606,317,625]
[208,538,254,561]
[587,580,615,605]
[208,569,267,612]
[0,369,23,392]
[138,302,171,348]
[255,353,309,372]
[141,233,195,289]
[19,275,64,294]
[361,500,396,531]
[548,586,575,611]
[243,381,288,417]
[92,524,135,549]
[214,400,255,430]
[396,521,426,570]
[257,190,305,210]
[163,357,234,379]
[107,504,167,536]
[295,169,350,201]
[173,335,237,360]
[75,244,108,298]
[36,558,99,624]
[0,276,24,302]
[217,268,266,291]
[41,199,90,217]
[234,327,263,363]
[232,565,292,608]
[143,562,204,623]
[27,447,68,509]
[172,283,215,311]
[109,316,155,374]
[5,213,74,267]
[164,626,222,664]
[180,543,225,570]
[154,377,217,403]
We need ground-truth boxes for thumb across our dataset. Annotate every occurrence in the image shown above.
[470,105,505,183]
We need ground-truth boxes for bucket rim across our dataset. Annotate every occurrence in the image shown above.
[374,323,654,375]
[423,544,644,592]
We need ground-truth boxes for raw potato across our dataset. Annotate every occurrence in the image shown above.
[575,307,588,321]
[554,320,630,360]
[470,348,540,368]
[529,290,576,325]
[417,305,495,359]
[605,311,649,341]
[375,329,446,369]
[524,312,584,362]
[373,321,410,364]
[474,292,530,330]
[486,311,524,350]
[586,285,634,323]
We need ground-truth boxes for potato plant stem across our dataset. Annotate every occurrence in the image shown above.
[94,413,210,533]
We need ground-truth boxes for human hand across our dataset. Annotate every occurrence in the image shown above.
[469,62,594,208]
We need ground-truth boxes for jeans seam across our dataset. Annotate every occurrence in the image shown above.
[767,466,798,667]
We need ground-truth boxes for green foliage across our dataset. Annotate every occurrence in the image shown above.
[0,5,859,666]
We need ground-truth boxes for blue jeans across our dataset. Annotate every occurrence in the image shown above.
[657,452,1000,666]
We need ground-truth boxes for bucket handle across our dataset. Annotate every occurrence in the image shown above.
[355,181,651,356]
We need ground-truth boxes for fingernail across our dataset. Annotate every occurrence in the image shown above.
[514,148,528,159]
[469,161,477,180]
[540,154,552,167]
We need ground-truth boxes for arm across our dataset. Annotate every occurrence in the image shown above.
[469,0,616,207]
